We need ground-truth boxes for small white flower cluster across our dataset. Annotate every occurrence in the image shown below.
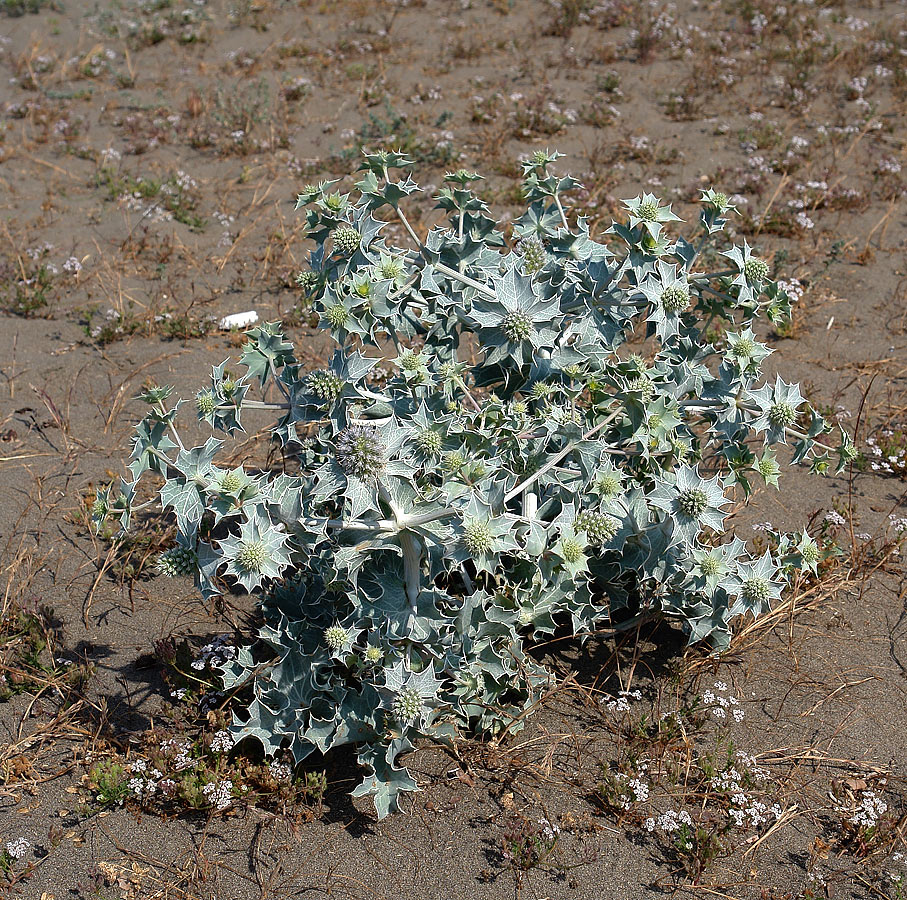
[601,688,642,713]
[409,86,442,104]
[190,634,236,671]
[645,809,692,833]
[613,768,651,810]
[876,156,902,175]
[538,816,560,841]
[735,752,769,782]
[213,210,235,247]
[728,795,783,829]
[752,521,774,532]
[5,838,30,860]
[25,241,54,260]
[210,730,234,753]
[824,509,846,527]
[121,193,173,224]
[202,779,233,811]
[127,758,165,798]
[268,760,292,782]
[63,256,82,275]
[889,515,907,536]
[842,790,888,828]
[158,778,178,798]
[161,737,194,771]
[173,170,197,192]
[129,775,156,798]
[433,129,456,150]
[865,435,905,475]
[702,682,744,722]
[776,278,804,305]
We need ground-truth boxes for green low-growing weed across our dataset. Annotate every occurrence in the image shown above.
[332,102,457,171]
[0,598,91,704]
[94,149,858,818]
[2,261,54,317]
[96,167,206,230]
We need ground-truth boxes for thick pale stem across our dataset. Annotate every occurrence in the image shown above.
[393,204,497,299]
[503,409,620,504]
[378,480,422,607]
[399,530,422,609]
[523,491,538,520]
[554,192,569,231]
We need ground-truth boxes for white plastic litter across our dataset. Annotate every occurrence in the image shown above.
[219,310,259,331]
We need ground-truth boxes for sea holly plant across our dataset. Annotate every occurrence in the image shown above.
[95,150,852,818]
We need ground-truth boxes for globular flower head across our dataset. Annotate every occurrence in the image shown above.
[623,192,681,236]
[768,401,797,428]
[325,303,349,329]
[723,239,772,304]
[648,465,729,543]
[800,540,820,565]
[219,470,244,494]
[295,182,322,205]
[660,284,690,313]
[237,541,268,573]
[306,369,343,402]
[323,191,348,213]
[756,450,781,487]
[700,188,734,212]
[196,391,217,418]
[560,535,584,563]
[524,148,560,170]
[467,264,561,366]
[158,546,196,577]
[626,375,655,402]
[519,236,547,275]
[220,516,289,593]
[677,487,709,518]
[743,256,769,284]
[637,199,659,222]
[742,576,769,604]
[463,520,493,555]
[501,310,533,343]
[295,270,318,292]
[748,376,805,445]
[399,349,425,372]
[640,261,691,341]
[378,254,405,282]
[414,428,442,455]
[726,327,772,373]
[392,687,424,726]
[324,624,351,654]
[796,531,821,573]
[443,450,465,473]
[437,360,465,384]
[91,493,109,521]
[595,470,622,499]
[574,510,619,546]
[732,551,783,616]
[336,424,386,481]
[333,227,361,256]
